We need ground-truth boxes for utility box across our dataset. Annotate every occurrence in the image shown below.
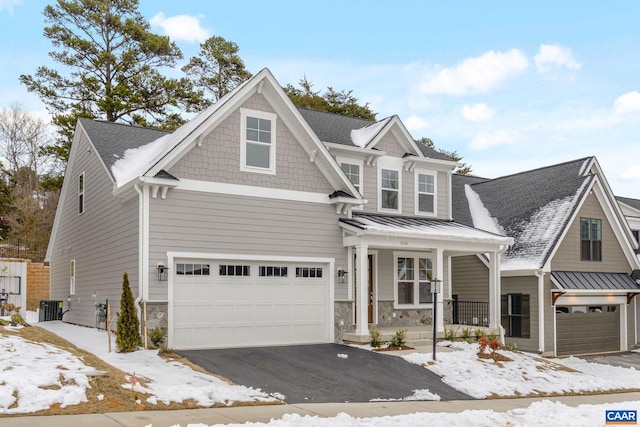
[39,300,63,322]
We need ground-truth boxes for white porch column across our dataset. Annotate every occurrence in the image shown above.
[435,248,445,333]
[488,251,500,329]
[355,243,369,336]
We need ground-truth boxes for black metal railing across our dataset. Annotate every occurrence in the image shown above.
[0,237,48,263]
[452,300,490,327]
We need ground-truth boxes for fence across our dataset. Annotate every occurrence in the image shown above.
[0,237,47,263]
[452,300,490,327]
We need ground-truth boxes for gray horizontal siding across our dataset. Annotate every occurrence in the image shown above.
[147,190,348,301]
[49,128,138,328]
[502,276,538,352]
[451,255,489,301]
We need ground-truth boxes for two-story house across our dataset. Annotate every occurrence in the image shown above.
[46,68,512,350]
[452,160,640,356]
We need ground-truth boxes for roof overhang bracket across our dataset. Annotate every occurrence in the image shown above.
[551,291,566,306]
[627,292,640,304]
[309,149,317,163]
[366,154,378,166]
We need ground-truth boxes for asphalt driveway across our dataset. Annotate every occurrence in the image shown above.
[178,344,471,403]
[581,351,640,369]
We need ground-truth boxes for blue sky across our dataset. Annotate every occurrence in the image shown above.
[2,0,640,196]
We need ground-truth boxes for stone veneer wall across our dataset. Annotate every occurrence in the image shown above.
[377,299,454,327]
[27,262,50,311]
[143,302,168,347]
[334,301,354,342]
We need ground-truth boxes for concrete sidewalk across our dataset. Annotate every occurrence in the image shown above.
[2,392,639,427]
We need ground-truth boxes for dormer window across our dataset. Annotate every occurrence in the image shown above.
[240,108,277,174]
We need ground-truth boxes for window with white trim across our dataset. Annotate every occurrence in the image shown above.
[416,171,436,215]
[176,263,210,275]
[259,266,288,277]
[295,267,323,278]
[395,254,433,307]
[70,260,76,295]
[78,172,85,215]
[380,168,399,210]
[240,108,277,174]
[341,163,361,192]
[219,265,250,276]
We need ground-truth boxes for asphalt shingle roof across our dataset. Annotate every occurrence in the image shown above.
[78,118,169,178]
[617,196,640,212]
[296,108,452,161]
[452,157,594,270]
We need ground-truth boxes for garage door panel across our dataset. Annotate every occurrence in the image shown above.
[173,259,330,349]
[557,310,619,356]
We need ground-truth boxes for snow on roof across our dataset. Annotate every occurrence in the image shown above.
[111,78,251,187]
[578,157,592,176]
[349,117,391,148]
[500,179,589,270]
[464,184,505,235]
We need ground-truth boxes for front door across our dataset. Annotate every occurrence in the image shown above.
[368,254,374,323]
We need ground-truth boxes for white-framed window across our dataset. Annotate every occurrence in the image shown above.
[380,168,400,210]
[219,265,251,276]
[70,260,76,295]
[394,252,433,308]
[240,108,277,174]
[415,170,436,216]
[339,161,362,193]
[295,267,323,278]
[176,263,210,275]
[259,266,288,277]
[78,172,85,215]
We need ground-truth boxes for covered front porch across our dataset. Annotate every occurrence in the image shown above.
[339,213,513,344]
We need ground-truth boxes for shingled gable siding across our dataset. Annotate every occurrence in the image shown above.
[451,255,489,301]
[49,129,139,328]
[168,93,334,194]
[147,191,348,301]
[551,193,630,273]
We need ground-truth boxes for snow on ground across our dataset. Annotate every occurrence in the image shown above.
[173,400,640,427]
[4,314,640,424]
[31,318,277,409]
[402,341,640,398]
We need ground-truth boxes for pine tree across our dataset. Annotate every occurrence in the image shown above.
[116,272,142,352]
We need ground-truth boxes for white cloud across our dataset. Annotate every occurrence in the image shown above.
[149,12,210,43]
[419,49,528,95]
[469,130,515,150]
[534,44,581,74]
[0,0,21,14]
[614,91,640,114]
[622,164,640,180]
[404,115,430,132]
[461,103,495,122]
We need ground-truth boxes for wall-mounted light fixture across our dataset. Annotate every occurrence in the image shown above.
[157,262,169,281]
[337,267,348,284]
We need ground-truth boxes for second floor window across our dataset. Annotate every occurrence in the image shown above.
[240,109,276,174]
[580,218,602,261]
[78,172,85,215]
[417,173,435,214]
[341,163,360,192]
[381,168,399,210]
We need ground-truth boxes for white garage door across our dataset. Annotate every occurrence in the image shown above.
[172,259,330,349]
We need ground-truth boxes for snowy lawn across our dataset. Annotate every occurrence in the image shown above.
[0,314,277,414]
[402,341,640,398]
[171,400,640,427]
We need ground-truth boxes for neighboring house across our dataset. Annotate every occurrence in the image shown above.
[46,68,512,350]
[616,196,640,252]
[452,158,640,356]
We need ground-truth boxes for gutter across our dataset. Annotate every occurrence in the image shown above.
[133,184,145,329]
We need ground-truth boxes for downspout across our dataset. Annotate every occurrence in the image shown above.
[534,270,545,354]
[496,244,509,345]
[134,183,146,329]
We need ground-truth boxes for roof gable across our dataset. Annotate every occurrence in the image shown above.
[108,68,361,199]
[453,158,594,270]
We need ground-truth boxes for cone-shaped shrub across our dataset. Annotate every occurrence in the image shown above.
[116,272,142,352]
